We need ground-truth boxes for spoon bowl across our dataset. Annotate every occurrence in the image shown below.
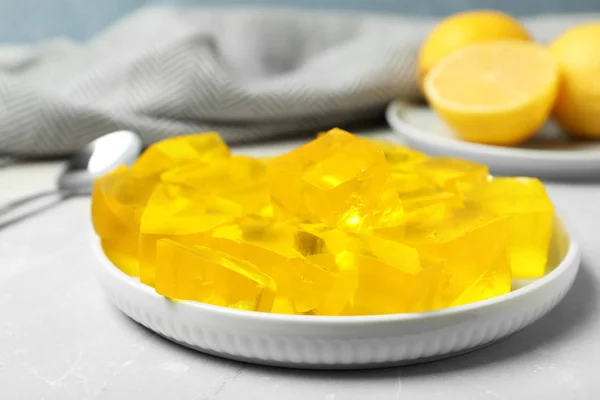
[58,130,143,195]
[0,130,143,226]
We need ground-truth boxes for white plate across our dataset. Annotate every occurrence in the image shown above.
[385,101,600,181]
[93,214,580,369]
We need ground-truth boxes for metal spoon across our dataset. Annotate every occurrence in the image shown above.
[0,130,143,217]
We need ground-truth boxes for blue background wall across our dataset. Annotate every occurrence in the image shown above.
[1,0,599,43]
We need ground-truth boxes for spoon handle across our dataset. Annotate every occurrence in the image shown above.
[0,190,66,216]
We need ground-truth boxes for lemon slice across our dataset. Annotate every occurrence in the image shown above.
[423,40,559,146]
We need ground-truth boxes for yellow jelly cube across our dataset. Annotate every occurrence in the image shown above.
[376,207,512,309]
[210,218,355,315]
[291,253,356,316]
[392,171,438,195]
[370,140,428,172]
[268,128,403,232]
[91,166,131,237]
[132,132,230,178]
[340,253,435,315]
[294,223,365,256]
[451,257,511,307]
[294,226,437,315]
[416,158,489,197]
[155,239,276,312]
[401,190,462,212]
[161,156,270,215]
[465,177,554,279]
[139,183,235,287]
[91,166,155,276]
[342,234,440,315]
[100,237,139,277]
[93,166,156,231]
[401,189,463,226]
[209,219,300,314]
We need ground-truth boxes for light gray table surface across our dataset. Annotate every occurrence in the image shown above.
[1,128,599,400]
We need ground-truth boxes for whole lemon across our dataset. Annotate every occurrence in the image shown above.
[418,10,531,86]
[549,23,600,138]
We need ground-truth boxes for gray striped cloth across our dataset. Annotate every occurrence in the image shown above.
[0,6,596,156]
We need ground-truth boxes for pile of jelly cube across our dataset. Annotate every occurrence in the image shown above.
[91,129,554,315]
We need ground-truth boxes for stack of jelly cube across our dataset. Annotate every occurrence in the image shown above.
[91,129,554,315]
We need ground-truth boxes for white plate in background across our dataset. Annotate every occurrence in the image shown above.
[386,101,600,181]
[93,214,580,370]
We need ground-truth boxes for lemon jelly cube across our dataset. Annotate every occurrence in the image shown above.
[209,219,306,314]
[210,218,352,315]
[375,207,512,309]
[155,239,276,312]
[139,183,235,287]
[161,156,270,215]
[131,132,230,178]
[346,236,438,315]
[288,254,351,316]
[91,166,156,276]
[267,128,402,232]
[415,157,489,197]
[292,226,436,315]
[391,171,439,196]
[370,140,428,172]
[465,177,554,279]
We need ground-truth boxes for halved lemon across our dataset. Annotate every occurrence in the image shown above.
[423,40,559,146]
[418,10,531,86]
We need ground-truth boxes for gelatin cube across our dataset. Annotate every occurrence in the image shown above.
[161,156,270,214]
[296,253,356,315]
[465,177,553,279]
[451,249,511,307]
[139,183,236,286]
[211,220,356,315]
[399,189,463,226]
[294,228,428,315]
[403,202,454,227]
[296,225,422,274]
[484,198,552,279]
[210,222,298,277]
[132,132,230,178]
[342,253,435,315]
[362,235,422,274]
[323,235,438,315]
[370,140,428,171]
[213,218,300,259]
[91,166,132,238]
[288,257,336,314]
[268,128,402,231]
[294,225,367,256]
[416,157,489,197]
[162,156,266,190]
[209,219,300,309]
[155,239,276,312]
[401,190,462,212]
[141,183,235,236]
[91,166,155,277]
[101,236,139,277]
[392,171,438,195]
[138,232,212,287]
[92,166,156,232]
[377,208,512,309]
[467,176,548,200]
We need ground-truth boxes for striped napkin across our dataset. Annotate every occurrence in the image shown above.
[0,6,596,156]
